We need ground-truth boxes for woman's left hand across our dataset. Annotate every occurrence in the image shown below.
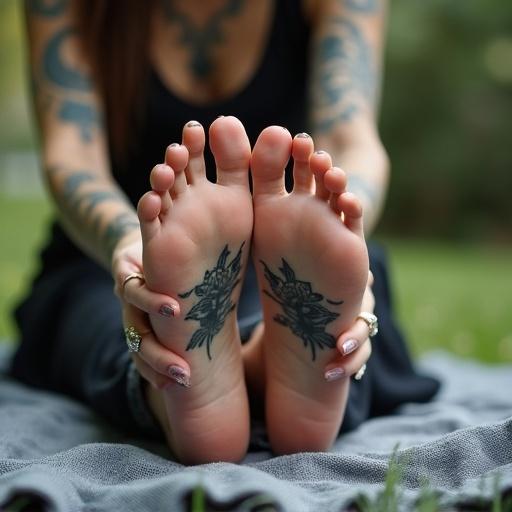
[324,271,376,380]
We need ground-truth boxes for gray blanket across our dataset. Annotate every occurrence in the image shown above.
[1,349,511,511]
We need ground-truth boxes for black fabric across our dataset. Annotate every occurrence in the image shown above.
[10,0,439,437]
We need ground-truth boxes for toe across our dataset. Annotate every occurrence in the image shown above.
[291,133,314,193]
[323,167,347,214]
[251,126,292,197]
[137,191,161,242]
[182,121,207,184]
[149,164,174,215]
[310,151,332,201]
[337,192,364,235]
[165,143,189,196]
[209,116,251,187]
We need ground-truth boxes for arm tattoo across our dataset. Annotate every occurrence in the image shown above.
[162,0,245,78]
[312,18,377,133]
[51,167,137,256]
[343,0,379,13]
[37,27,101,142]
[26,0,68,17]
[178,243,245,360]
[261,259,343,361]
[347,174,378,203]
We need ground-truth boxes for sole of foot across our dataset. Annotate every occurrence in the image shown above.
[138,117,253,464]
[251,128,369,454]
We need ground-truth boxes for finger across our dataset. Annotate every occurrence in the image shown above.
[335,317,373,357]
[132,355,174,390]
[324,340,372,381]
[123,303,190,387]
[123,278,181,318]
[138,332,191,388]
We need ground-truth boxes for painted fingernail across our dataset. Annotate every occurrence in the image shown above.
[296,132,310,138]
[324,367,345,382]
[342,339,358,355]
[186,121,201,127]
[159,304,175,317]
[168,365,191,388]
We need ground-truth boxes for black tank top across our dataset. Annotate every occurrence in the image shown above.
[39,0,311,273]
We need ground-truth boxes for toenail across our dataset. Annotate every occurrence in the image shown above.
[187,121,202,128]
[169,143,179,147]
[324,367,346,382]
[315,150,326,155]
[159,304,175,317]
[216,115,224,119]
[342,339,358,355]
[296,132,310,138]
[168,365,191,388]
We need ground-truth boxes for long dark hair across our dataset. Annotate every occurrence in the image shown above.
[74,1,155,162]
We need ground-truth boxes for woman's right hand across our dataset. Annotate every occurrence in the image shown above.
[112,231,191,389]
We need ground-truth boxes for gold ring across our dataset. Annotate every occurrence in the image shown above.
[354,363,367,381]
[356,312,379,337]
[122,272,145,289]
[124,326,142,353]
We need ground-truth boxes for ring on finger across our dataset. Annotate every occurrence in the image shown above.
[123,272,145,290]
[354,363,367,381]
[356,312,379,337]
[125,326,143,353]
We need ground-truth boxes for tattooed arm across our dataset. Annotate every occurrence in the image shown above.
[309,0,390,234]
[25,0,139,269]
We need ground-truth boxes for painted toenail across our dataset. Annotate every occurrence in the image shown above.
[296,132,310,138]
[325,367,345,382]
[187,121,201,127]
[168,365,191,388]
[159,304,175,317]
[342,339,358,355]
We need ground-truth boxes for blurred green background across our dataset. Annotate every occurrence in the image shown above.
[0,0,511,362]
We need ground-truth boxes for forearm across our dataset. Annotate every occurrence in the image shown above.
[43,147,139,269]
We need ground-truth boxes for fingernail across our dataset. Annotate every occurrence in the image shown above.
[315,150,326,155]
[159,304,175,317]
[342,339,358,355]
[186,121,201,127]
[325,367,345,382]
[168,365,191,388]
[216,115,224,119]
[169,142,179,147]
[296,132,310,138]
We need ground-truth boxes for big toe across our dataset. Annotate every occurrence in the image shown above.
[251,126,292,197]
[209,116,251,187]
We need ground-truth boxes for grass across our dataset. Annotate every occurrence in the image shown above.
[0,193,511,364]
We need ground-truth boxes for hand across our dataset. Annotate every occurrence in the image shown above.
[112,231,190,389]
[324,271,375,379]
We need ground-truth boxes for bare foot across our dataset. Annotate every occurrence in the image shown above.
[251,128,369,454]
[137,117,253,464]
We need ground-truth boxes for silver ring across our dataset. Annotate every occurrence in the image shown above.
[122,272,145,289]
[356,312,379,337]
[125,326,142,353]
[354,363,367,381]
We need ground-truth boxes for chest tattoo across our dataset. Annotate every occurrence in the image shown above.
[162,0,246,79]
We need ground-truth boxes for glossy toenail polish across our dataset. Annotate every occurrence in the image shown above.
[325,367,345,382]
[159,304,175,317]
[342,339,358,355]
[296,132,310,138]
[168,365,191,388]
[187,121,201,127]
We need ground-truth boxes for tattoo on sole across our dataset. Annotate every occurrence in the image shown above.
[261,259,343,361]
[179,243,245,360]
